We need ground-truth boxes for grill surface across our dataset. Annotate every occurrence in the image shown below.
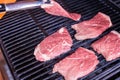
[109,0,120,8]
[0,0,120,80]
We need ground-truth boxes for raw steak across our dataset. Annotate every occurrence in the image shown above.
[72,12,112,40]
[91,31,120,61]
[34,27,72,61]
[41,0,81,21]
[53,47,99,80]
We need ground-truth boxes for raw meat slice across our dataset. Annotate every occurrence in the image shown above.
[41,0,81,21]
[91,31,120,61]
[72,12,112,40]
[34,27,72,61]
[53,47,99,80]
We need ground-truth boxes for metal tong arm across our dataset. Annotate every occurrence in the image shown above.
[0,0,50,12]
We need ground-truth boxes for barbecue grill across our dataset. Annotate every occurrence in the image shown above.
[0,0,120,80]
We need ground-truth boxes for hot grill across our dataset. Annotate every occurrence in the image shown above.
[109,0,120,8]
[0,0,120,80]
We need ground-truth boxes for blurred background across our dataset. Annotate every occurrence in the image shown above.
[0,49,13,80]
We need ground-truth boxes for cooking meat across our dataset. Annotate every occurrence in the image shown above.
[53,47,99,80]
[72,12,112,40]
[41,0,81,21]
[91,31,120,61]
[34,27,72,61]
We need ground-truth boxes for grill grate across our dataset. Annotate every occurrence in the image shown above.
[0,0,120,80]
[109,0,120,8]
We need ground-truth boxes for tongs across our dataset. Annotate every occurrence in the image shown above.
[0,0,51,12]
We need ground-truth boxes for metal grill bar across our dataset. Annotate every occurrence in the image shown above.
[110,0,120,7]
[92,62,120,79]
[103,69,120,80]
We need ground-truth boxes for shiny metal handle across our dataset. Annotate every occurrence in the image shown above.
[5,0,50,12]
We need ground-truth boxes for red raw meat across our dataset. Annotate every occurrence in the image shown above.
[34,27,72,61]
[91,31,120,61]
[41,0,81,21]
[72,12,112,40]
[53,47,99,80]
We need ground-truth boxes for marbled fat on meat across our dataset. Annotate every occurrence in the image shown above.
[91,31,120,61]
[72,12,112,40]
[34,27,72,61]
[41,0,81,21]
[53,47,99,80]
